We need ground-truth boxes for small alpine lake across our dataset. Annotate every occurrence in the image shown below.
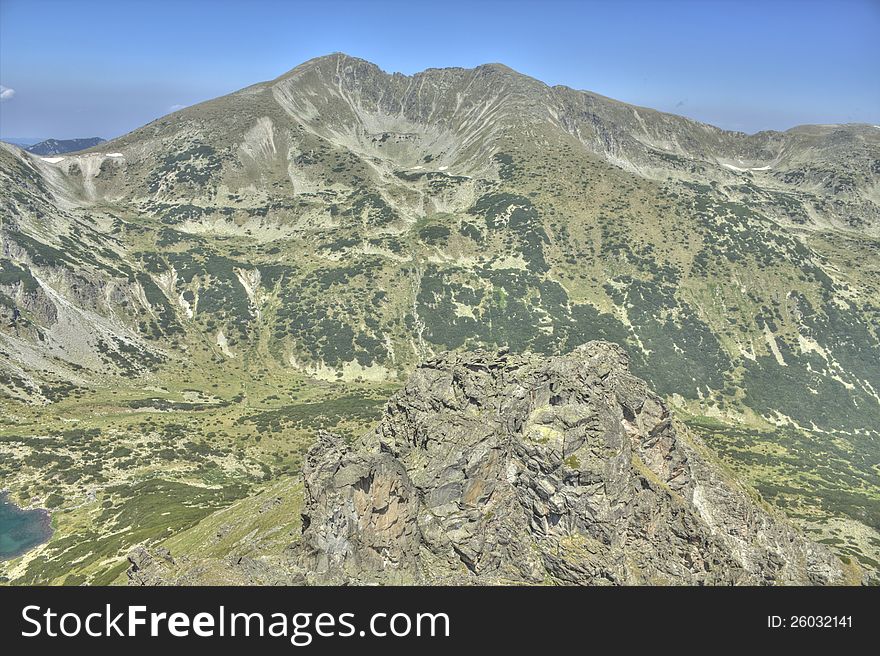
[0,492,53,560]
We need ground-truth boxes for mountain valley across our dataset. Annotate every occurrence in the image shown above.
[1,53,878,584]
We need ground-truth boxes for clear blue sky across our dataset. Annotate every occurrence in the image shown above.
[1,0,878,140]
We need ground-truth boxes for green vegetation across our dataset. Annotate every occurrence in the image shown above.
[1,68,877,582]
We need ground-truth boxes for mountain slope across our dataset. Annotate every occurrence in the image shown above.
[0,53,877,583]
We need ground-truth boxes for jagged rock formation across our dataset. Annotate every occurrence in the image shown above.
[299,342,847,585]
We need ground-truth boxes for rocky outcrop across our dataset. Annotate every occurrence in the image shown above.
[299,341,848,585]
[127,546,302,586]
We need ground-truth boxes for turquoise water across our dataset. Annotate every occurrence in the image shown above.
[0,492,53,560]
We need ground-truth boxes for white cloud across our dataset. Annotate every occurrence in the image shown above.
[169,103,185,111]
[0,85,15,101]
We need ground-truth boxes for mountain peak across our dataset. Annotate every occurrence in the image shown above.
[473,62,518,74]
[274,52,381,80]
[274,54,535,87]
[25,137,105,156]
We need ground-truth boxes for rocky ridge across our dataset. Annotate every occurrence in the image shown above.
[299,341,847,584]
[128,342,851,585]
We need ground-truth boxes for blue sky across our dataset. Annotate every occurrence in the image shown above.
[1,0,878,140]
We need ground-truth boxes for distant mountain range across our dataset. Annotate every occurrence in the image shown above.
[25,137,105,156]
[0,53,877,585]
[0,138,44,147]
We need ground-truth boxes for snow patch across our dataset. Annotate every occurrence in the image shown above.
[720,161,772,172]
[40,157,65,164]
